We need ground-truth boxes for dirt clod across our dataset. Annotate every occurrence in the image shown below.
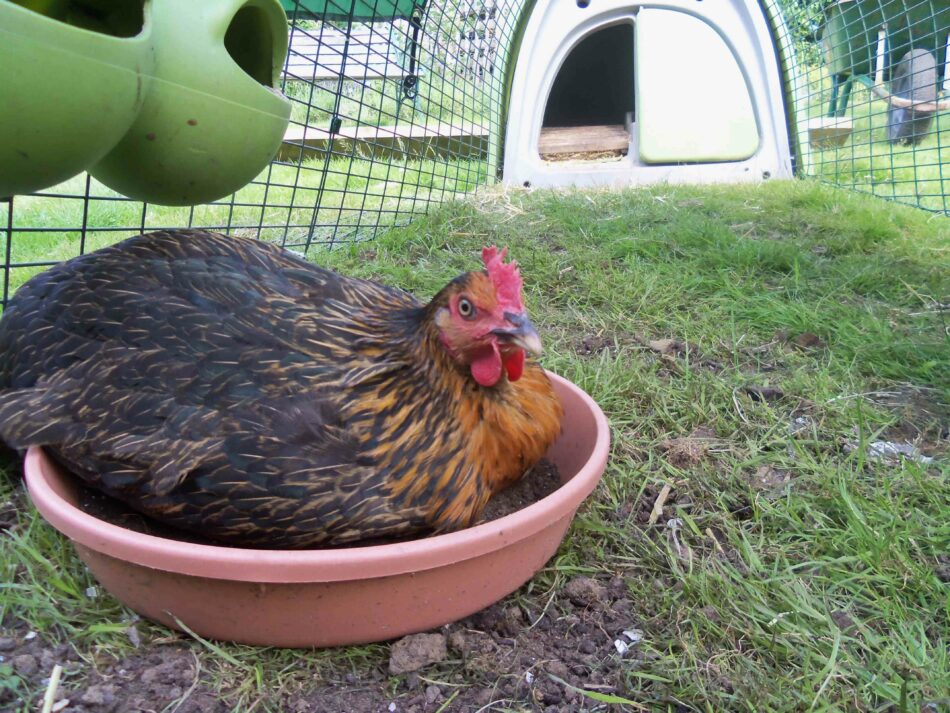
[576,334,612,356]
[648,338,686,356]
[499,605,525,637]
[790,332,826,350]
[661,438,708,466]
[452,630,501,674]
[140,657,193,686]
[12,653,38,676]
[936,555,950,583]
[546,660,571,679]
[751,465,791,495]
[743,385,786,403]
[0,636,15,651]
[831,610,858,635]
[388,633,448,675]
[80,684,118,707]
[563,576,609,609]
[660,428,717,467]
[424,684,441,703]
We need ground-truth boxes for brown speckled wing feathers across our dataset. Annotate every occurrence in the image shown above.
[0,231,428,546]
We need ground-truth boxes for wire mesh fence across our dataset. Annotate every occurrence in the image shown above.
[777,0,950,213]
[1,0,525,307]
[1,0,949,309]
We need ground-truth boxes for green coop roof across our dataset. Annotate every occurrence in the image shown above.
[280,0,420,20]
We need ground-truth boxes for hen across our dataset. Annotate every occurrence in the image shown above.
[0,230,562,548]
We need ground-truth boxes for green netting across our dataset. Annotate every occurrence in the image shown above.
[822,1,950,77]
[774,0,950,213]
[280,0,420,20]
[1,0,518,306]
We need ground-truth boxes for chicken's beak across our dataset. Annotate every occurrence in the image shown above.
[492,312,543,356]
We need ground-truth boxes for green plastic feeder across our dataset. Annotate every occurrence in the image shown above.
[91,0,292,206]
[0,1,153,198]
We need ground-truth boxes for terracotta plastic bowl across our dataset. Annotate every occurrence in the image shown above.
[24,373,609,648]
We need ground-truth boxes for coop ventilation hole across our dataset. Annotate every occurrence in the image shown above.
[539,22,634,161]
[225,4,277,87]
[17,0,145,37]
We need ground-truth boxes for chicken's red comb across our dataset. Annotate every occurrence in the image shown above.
[482,245,524,311]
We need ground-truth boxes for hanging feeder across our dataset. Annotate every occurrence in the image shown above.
[90,0,292,206]
[0,1,153,198]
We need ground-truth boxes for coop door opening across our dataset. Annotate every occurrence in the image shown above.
[539,23,634,161]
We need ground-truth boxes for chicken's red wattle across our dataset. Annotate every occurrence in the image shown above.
[470,342,503,387]
[504,349,525,382]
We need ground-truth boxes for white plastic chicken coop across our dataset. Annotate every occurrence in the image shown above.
[502,0,795,188]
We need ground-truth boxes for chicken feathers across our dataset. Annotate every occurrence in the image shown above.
[0,230,562,548]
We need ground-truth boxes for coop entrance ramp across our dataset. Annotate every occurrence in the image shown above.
[538,125,629,160]
[280,121,489,161]
[283,25,410,82]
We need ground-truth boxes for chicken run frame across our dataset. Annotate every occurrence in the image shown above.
[2,0,950,309]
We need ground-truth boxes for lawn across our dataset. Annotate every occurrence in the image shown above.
[0,179,947,712]
[2,155,487,302]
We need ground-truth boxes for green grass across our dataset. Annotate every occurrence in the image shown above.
[1,179,948,711]
[283,62,496,130]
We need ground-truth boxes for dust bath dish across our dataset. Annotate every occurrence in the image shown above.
[76,459,563,547]
[24,372,609,648]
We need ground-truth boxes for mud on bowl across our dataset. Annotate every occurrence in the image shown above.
[24,373,609,648]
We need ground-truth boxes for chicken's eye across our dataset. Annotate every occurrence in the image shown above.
[457,297,476,320]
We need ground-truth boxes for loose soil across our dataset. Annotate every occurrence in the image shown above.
[478,459,561,523]
[76,459,563,547]
[1,573,642,712]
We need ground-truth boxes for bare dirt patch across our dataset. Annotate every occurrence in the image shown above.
[574,333,613,357]
[659,426,720,468]
[2,573,645,712]
[0,627,223,713]
[749,465,792,497]
[642,336,724,374]
[620,482,694,527]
